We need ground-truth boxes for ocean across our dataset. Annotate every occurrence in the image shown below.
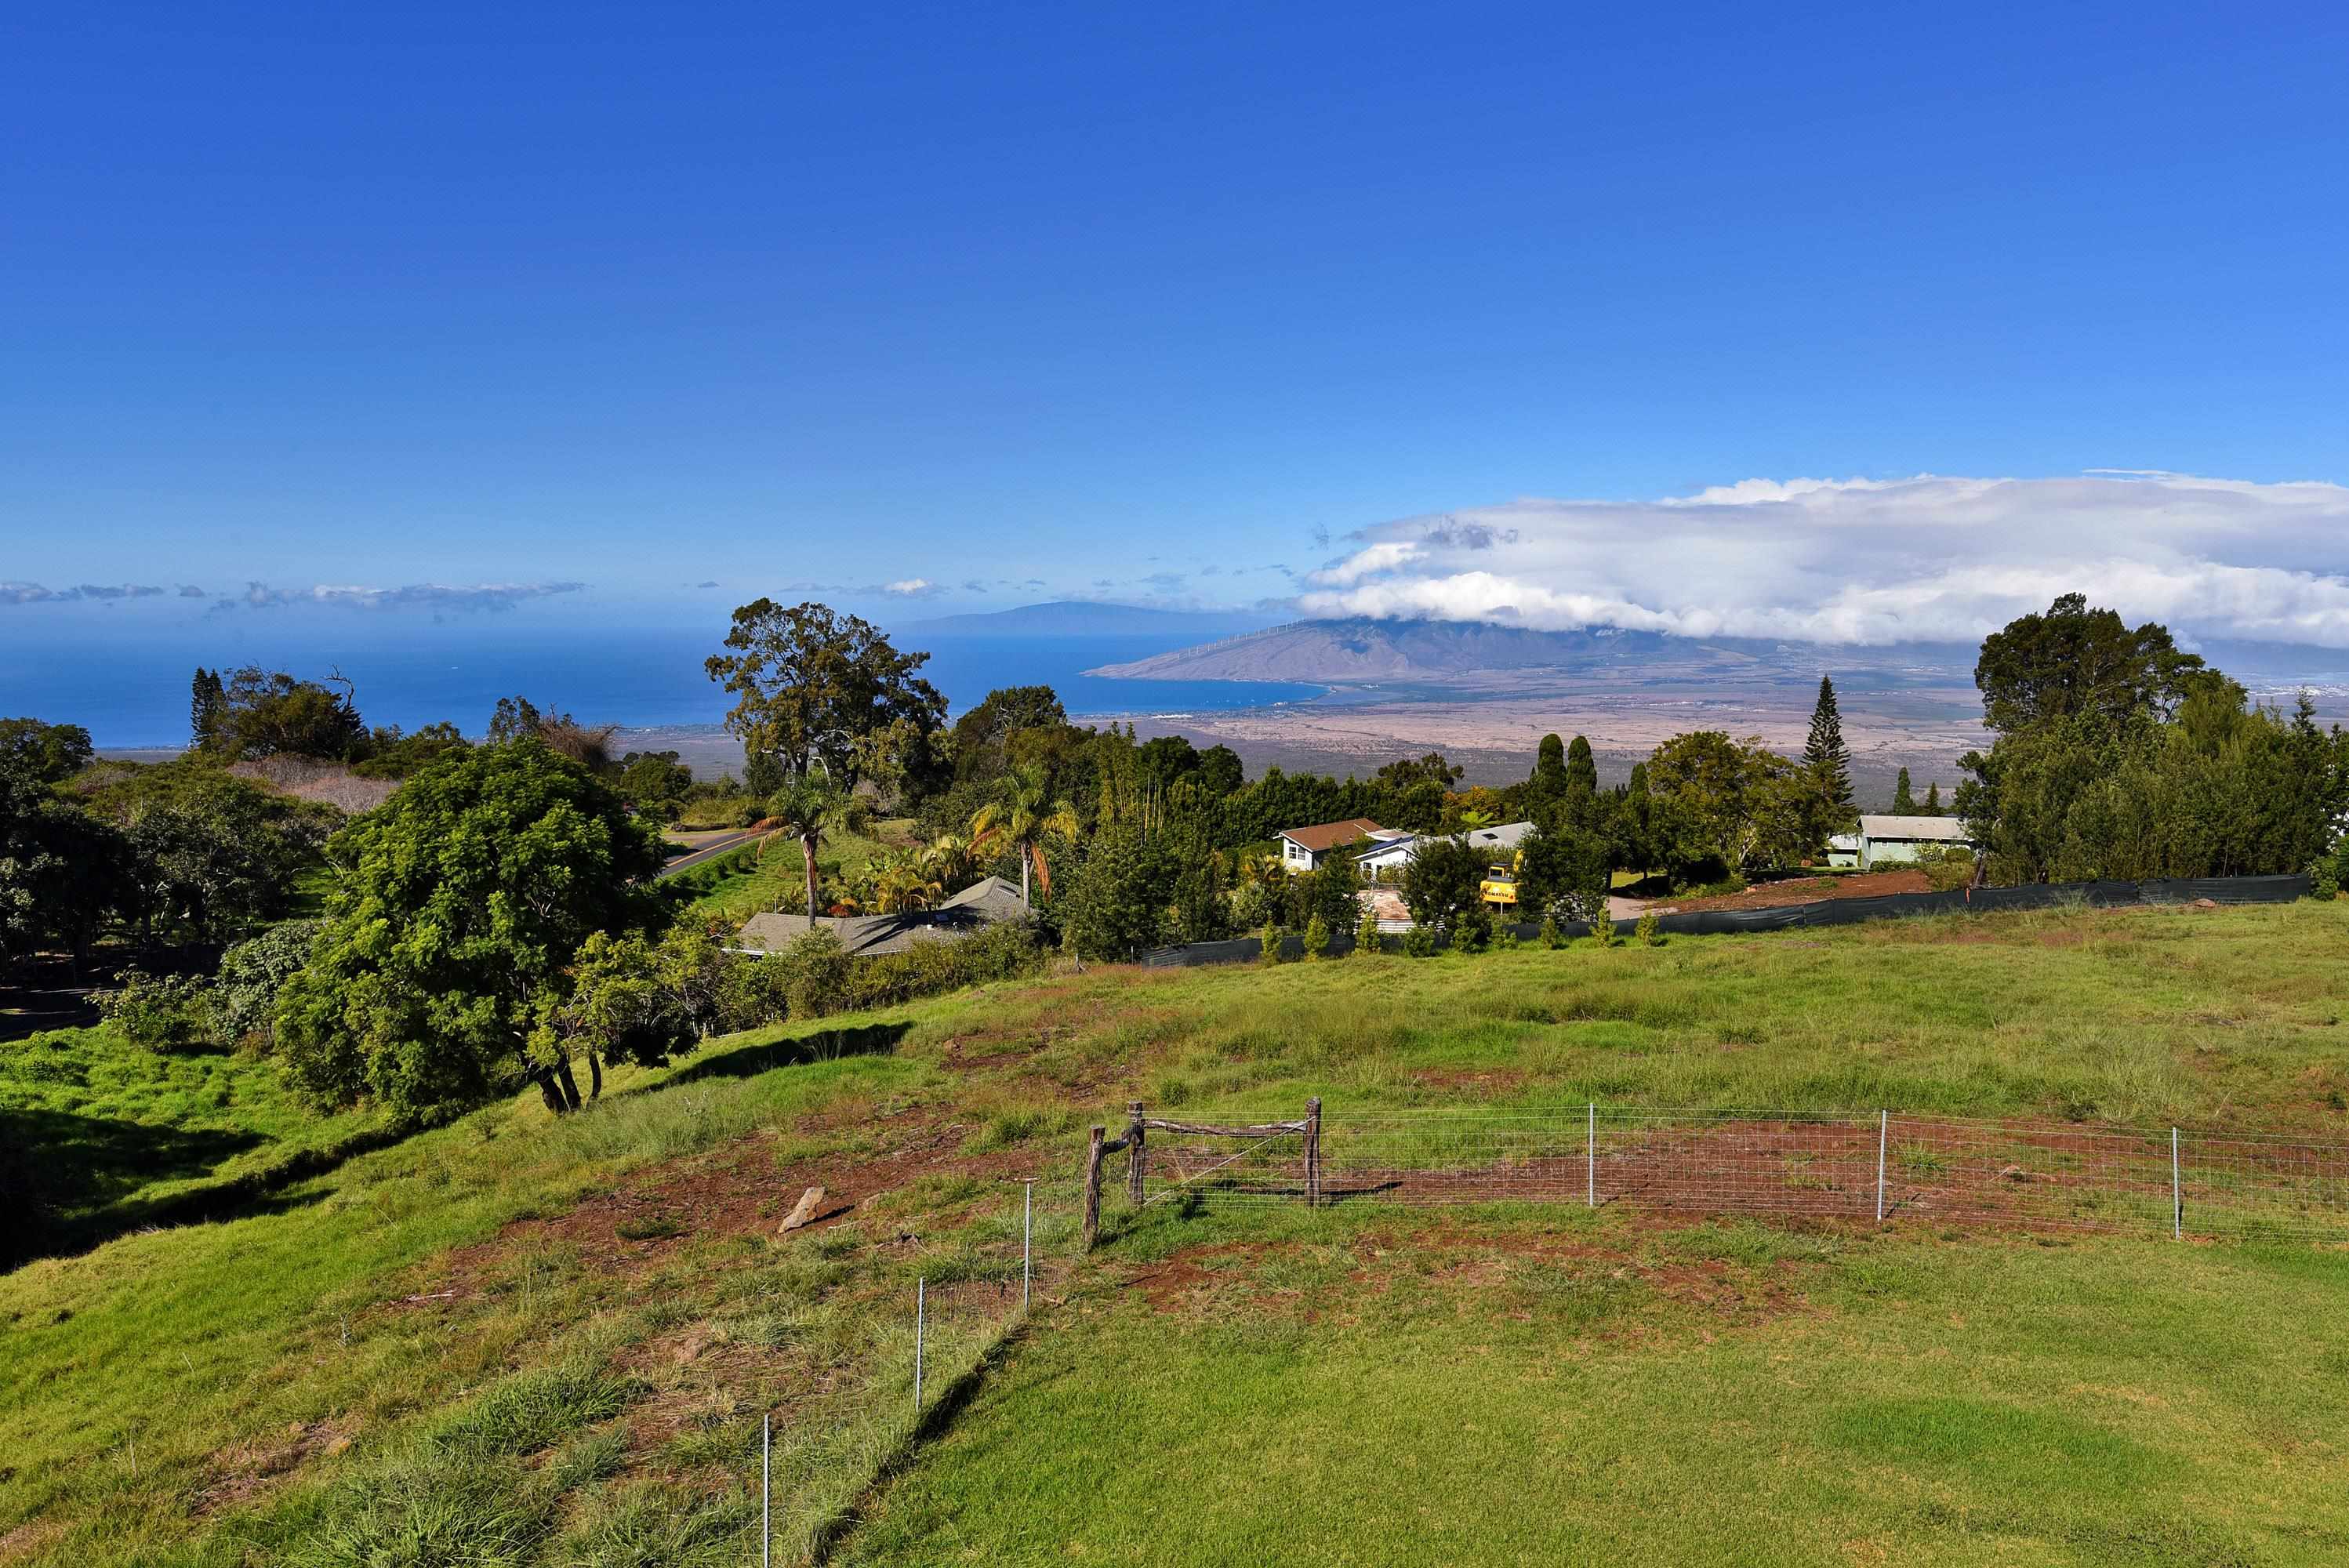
[0,624,1323,750]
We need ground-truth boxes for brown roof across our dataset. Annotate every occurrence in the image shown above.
[1277,818,1385,853]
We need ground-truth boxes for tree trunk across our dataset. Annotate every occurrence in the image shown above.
[586,1051,603,1102]
[554,1057,584,1112]
[1019,849,1031,909]
[801,832,821,917]
[533,1070,569,1116]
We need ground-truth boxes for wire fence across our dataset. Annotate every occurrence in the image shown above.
[1120,1104,2349,1243]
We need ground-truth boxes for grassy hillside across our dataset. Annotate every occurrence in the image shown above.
[0,1025,388,1265]
[3,898,2345,1566]
[678,818,915,924]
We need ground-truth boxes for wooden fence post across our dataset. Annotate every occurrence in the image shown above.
[1081,1125,1106,1251]
[1305,1096,1323,1208]
[1127,1101,1147,1207]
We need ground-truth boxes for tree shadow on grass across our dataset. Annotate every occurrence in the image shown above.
[663,1021,911,1088]
[0,1105,404,1273]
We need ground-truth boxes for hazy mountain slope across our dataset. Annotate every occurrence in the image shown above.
[1087,619,1715,682]
[895,601,1280,641]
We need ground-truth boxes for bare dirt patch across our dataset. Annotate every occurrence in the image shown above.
[1642,869,1931,913]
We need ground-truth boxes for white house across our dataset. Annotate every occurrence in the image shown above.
[1276,818,1396,873]
[1854,815,1974,869]
[1355,821,1538,882]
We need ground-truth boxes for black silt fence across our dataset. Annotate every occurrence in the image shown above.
[1140,873,2312,968]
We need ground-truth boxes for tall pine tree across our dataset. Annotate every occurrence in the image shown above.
[1891,766,1916,814]
[1803,676,1855,817]
[1563,735,1599,826]
[1922,780,1941,815]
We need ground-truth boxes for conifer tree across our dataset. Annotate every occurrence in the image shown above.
[1563,735,1599,825]
[1892,767,1916,814]
[1803,676,1855,815]
[1923,780,1941,815]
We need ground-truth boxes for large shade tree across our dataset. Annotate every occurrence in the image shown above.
[275,741,666,1118]
[705,600,946,791]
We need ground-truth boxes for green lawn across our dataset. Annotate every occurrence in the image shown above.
[0,1025,387,1265]
[844,1203,2349,1566]
[4,898,2345,1566]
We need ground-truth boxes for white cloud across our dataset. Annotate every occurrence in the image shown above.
[883,578,935,596]
[238,581,585,612]
[1296,473,2349,647]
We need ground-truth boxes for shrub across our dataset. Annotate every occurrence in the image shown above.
[1588,904,1615,948]
[1494,926,1520,951]
[1301,913,1331,960]
[97,970,213,1051]
[1920,845,1977,893]
[713,949,793,1032]
[1354,910,1382,956]
[1401,924,1440,958]
[1259,922,1283,966]
[777,927,853,1018]
[1452,906,1492,953]
[1539,915,1565,950]
[2312,853,2343,902]
[212,919,321,1047]
[1636,911,1663,947]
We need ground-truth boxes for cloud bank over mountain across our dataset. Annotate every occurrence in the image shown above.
[1299,473,2349,648]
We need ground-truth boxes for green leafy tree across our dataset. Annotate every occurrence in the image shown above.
[1922,780,1942,815]
[0,719,93,786]
[80,762,329,943]
[706,600,946,789]
[197,667,369,760]
[190,669,227,751]
[1530,734,1569,819]
[1400,833,1483,935]
[211,920,322,1045]
[614,750,694,820]
[274,741,666,1118]
[0,756,133,965]
[1516,822,1610,921]
[1646,731,1810,875]
[1354,908,1382,955]
[1892,767,1916,815]
[1974,593,2204,735]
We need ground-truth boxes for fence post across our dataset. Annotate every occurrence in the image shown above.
[1875,1110,1888,1222]
[1305,1097,1323,1208]
[914,1277,925,1413]
[1586,1102,1596,1208]
[1127,1100,1147,1207]
[2172,1127,2181,1240]
[1081,1126,1106,1251]
[761,1412,771,1568]
[1022,1180,1033,1309]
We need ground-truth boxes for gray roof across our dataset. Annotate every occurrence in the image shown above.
[1858,815,1972,841]
[1355,821,1535,862]
[735,875,1029,959]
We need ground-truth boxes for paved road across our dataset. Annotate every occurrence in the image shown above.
[657,829,760,880]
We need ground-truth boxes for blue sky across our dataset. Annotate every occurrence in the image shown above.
[5,3,2348,669]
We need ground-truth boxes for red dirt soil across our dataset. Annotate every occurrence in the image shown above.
[1639,869,1931,913]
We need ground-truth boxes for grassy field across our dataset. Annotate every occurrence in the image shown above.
[3,898,2345,1565]
[0,1025,388,1265]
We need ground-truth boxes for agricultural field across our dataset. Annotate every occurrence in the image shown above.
[4,898,2347,1566]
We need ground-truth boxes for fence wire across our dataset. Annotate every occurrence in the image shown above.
[1126,1106,2349,1241]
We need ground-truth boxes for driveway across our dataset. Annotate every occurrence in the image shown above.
[658,829,760,880]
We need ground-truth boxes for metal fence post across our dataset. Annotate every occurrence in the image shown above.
[761,1413,771,1568]
[1586,1102,1596,1208]
[2172,1128,2181,1240]
[913,1278,925,1414]
[1022,1180,1033,1309]
[1875,1110,1888,1222]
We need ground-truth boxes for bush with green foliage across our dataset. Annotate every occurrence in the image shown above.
[1539,914,1565,949]
[97,969,214,1052]
[1259,921,1283,966]
[1919,845,1977,892]
[1588,904,1616,948]
[1301,912,1331,959]
[211,919,322,1045]
[1636,911,1663,947]
[1057,826,1170,961]
[1400,834,1485,935]
[1401,923,1440,958]
[2312,851,2343,902]
[1354,910,1382,955]
[1451,904,1492,953]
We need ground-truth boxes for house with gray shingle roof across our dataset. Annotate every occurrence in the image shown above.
[734,874,1029,958]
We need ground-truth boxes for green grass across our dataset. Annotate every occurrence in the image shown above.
[4,898,2347,1565]
[842,1205,2349,1566]
[0,1025,388,1261]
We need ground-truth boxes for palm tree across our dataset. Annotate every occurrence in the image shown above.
[970,762,1080,909]
[866,851,943,913]
[1456,807,1500,837]
[753,775,862,918]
